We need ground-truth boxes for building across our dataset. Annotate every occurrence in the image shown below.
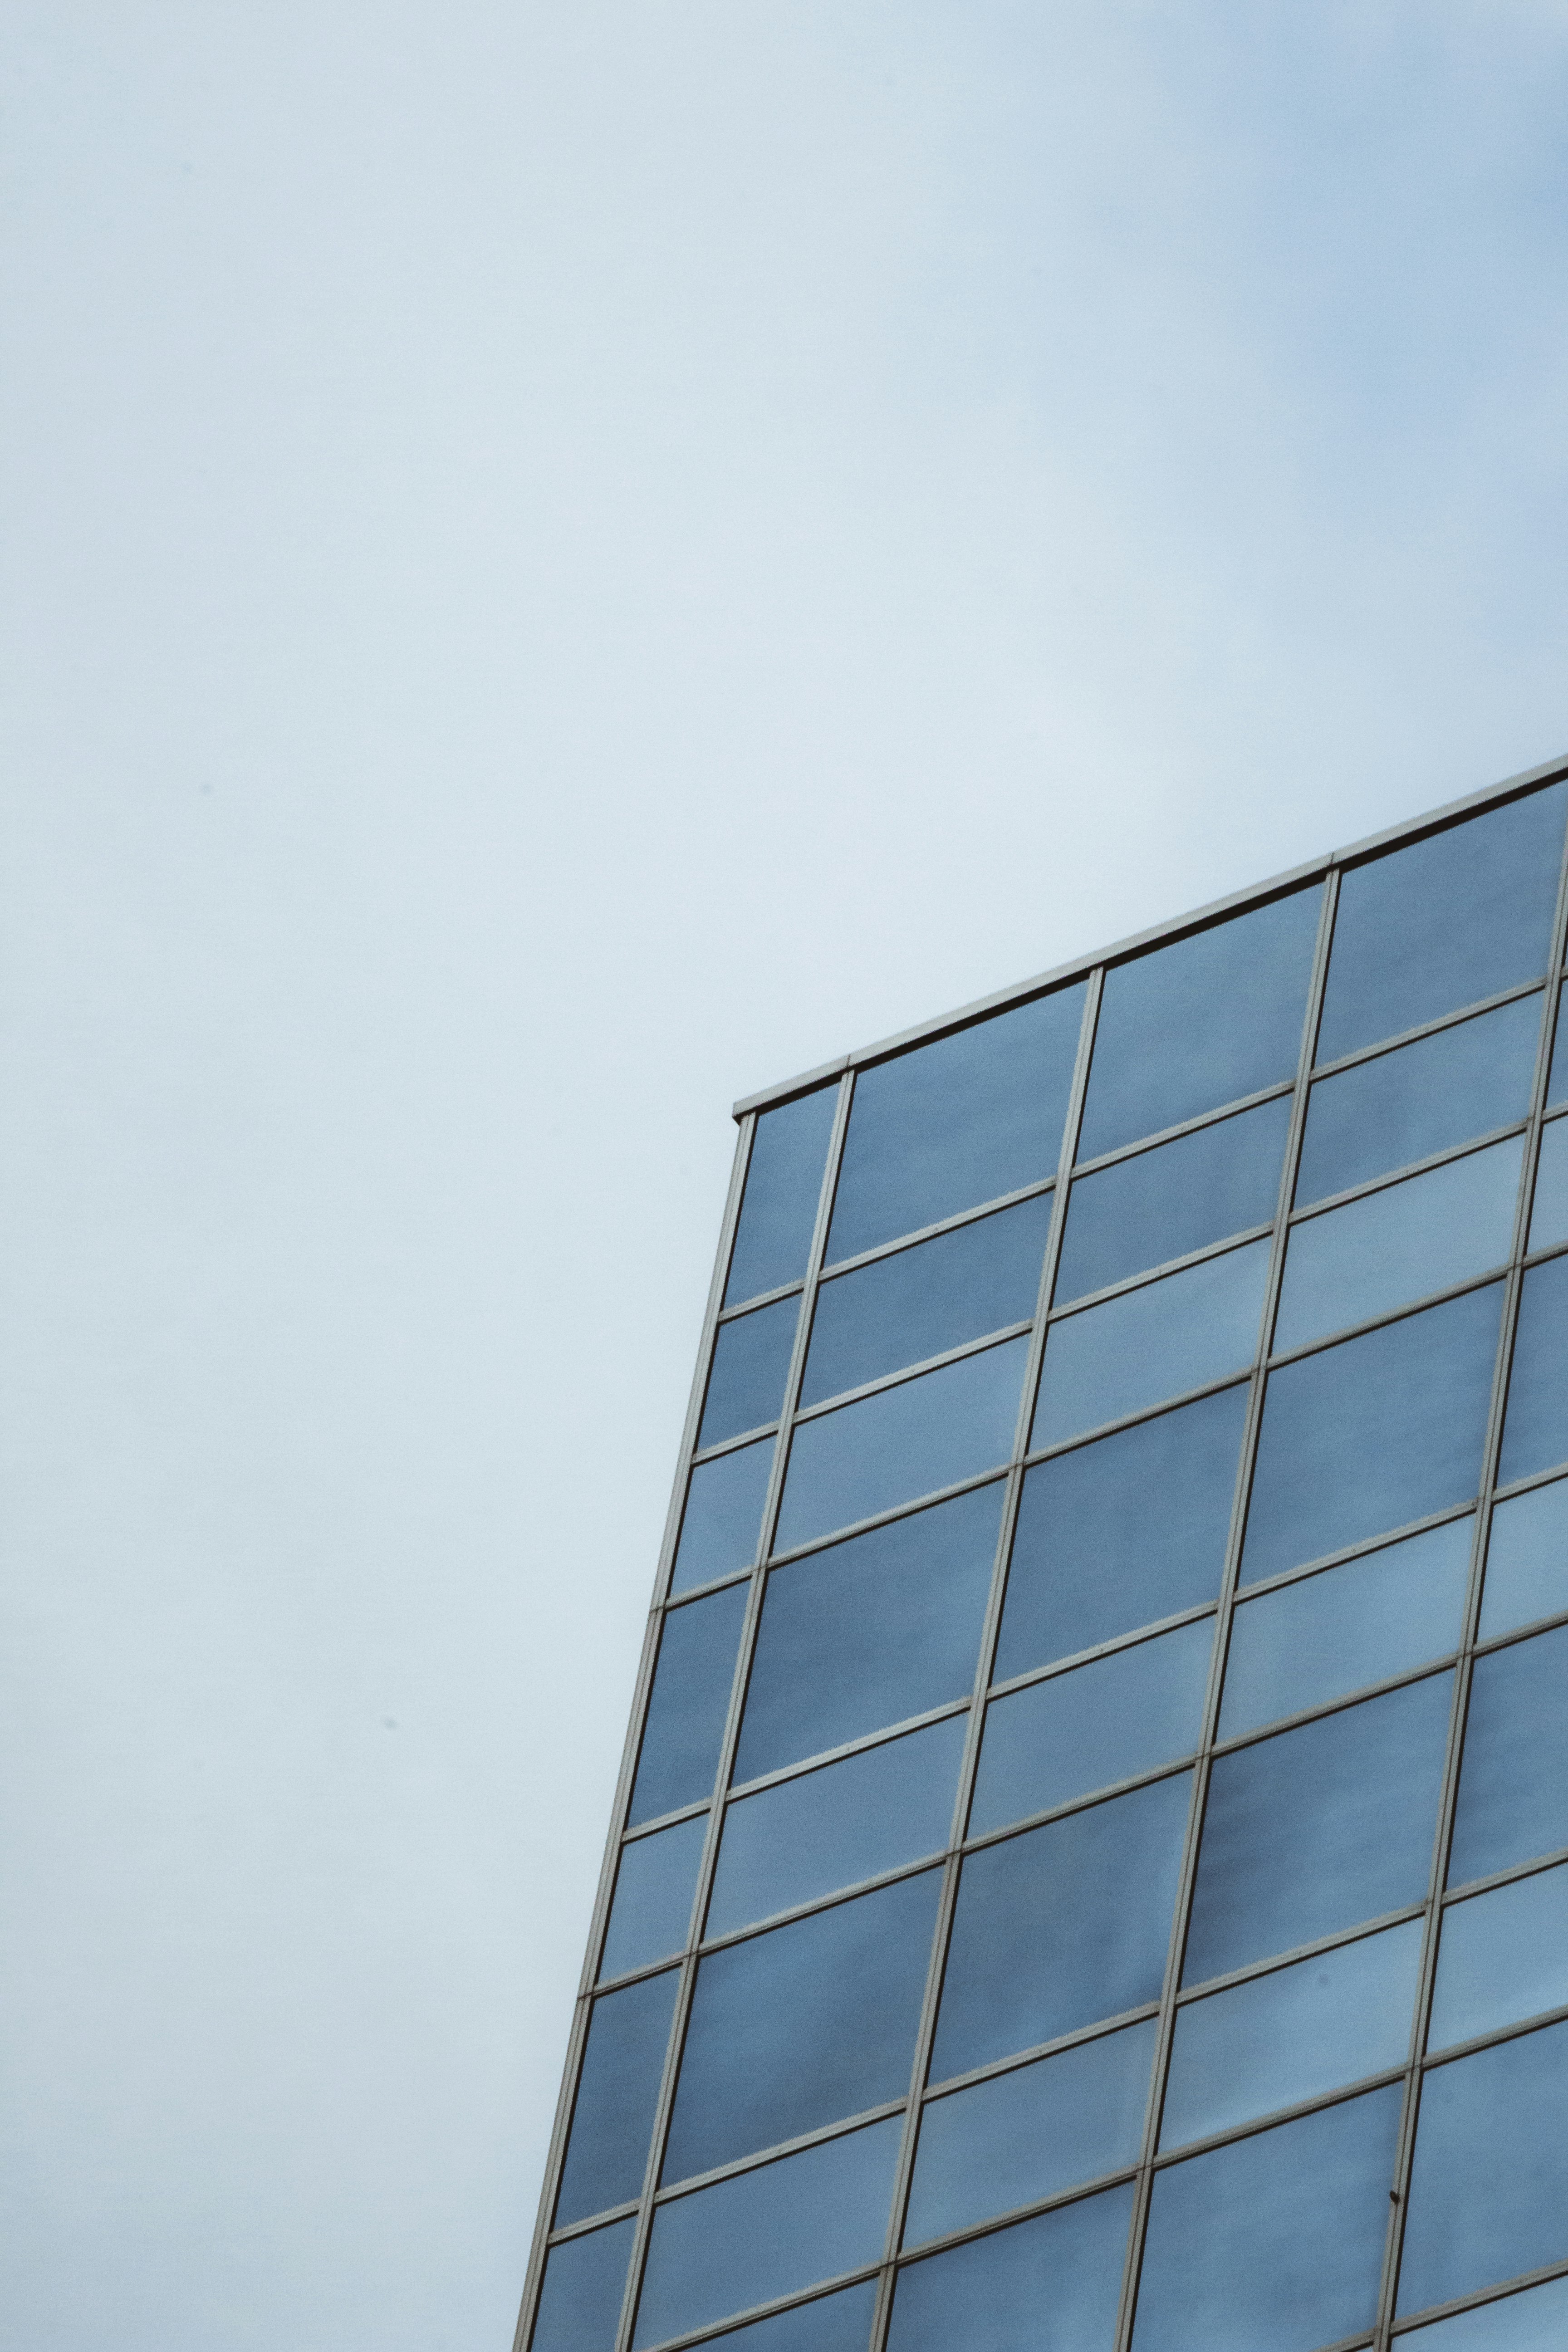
[514,756,1568,2352]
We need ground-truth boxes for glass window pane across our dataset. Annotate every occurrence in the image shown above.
[635,2118,902,2351]
[996,1387,1246,1677]
[1220,1519,1472,1738]
[905,2020,1154,2247]
[1397,2019,1568,2318]
[1243,1284,1504,1584]
[533,2217,636,2352]
[710,1716,966,1936]
[1133,2086,1402,2352]
[1499,1254,1568,1486]
[828,990,1085,1262]
[1529,1115,1568,1254]
[693,2282,879,2352]
[1033,1241,1269,1451]
[601,1817,707,1979]
[671,1439,774,1597]
[972,1619,1213,1834]
[556,1970,680,2227]
[1184,1673,1452,1984]
[630,1585,749,1827]
[663,1871,940,2183]
[887,2181,1134,2352]
[803,1194,1051,1407]
[701,1298,801,1448]
[1161,1919,1424,2148]
[1479,1476,1568,1638]
[1296,993,1540,1206]
[1449,1623,1568,1887]
[1079,888,1321,1161]
[1057,1097,1290,1304]
[1318,784,1568,1063]
[1548,978,1568,1106]
[932,1774,1191,2079]
[736,1485,1002,1782]
[726,1089,838,1308]
[1430,1862,1568,2050]
[1275,1138,1523,1354]
[777,1338,1028,1554]
[1399,2272,1568,2348]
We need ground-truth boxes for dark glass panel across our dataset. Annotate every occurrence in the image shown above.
[726,1088,838,1308]
[693,2282,878,2352]
[1499,1253,1568,1486]
[931,1773,1191,2079]
[972,1618,1213,1833]
[736,1485,1002,1782]
[776,1338,1027,1554]
[1397,2019,1568,2318]
[555,1971,679,2228]
[1184,1673,1452,1984]
[996,1387,1246,1677]
[1296,992,1540,1205]
[1449,1623,1568,1886]
[701,1298,801,1448]
[1430,1862,1568,2050]
[1318,784,1568,1063]
[600,1816,706,1979]
[1479,1476,1568,1638]
[629,1584,748,1827]
[710,1715,965,1936]
[671,1438,774,1597]
[905,2020,1154,2247]
[1242,1284,1503,1584]
[1079,887,1320,1161]
[803,1193,1050,1407]
[828,989,1085,1262]
[1399,2276,1568,2347]
[663,1870,940,2183]
[1057,1096,1290,1304]
[887,2182,1134,2352]
[635,2119,902,2351]
[1549,978,1568,1104]
[1032,1241,1269,1450]
[1529,1115,1568,1254]
[532,2217,636,2352]
[1133,2086,1401,2352]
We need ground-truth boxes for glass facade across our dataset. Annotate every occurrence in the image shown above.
[516,765,1568,2352]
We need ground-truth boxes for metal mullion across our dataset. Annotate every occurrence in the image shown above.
[1151,2063,1410,2171]
[1041,1223,1274,1326]
[1439,1839,1568,1908]
[1018,1367,1255,1470]
[647,2096,908,2205]
[642,2266,885,2352]
[985,1600,1220,1699]
[690,1854,948,1960]
[1067,1076,1296,1177]
[1387,2259,1568,2340]
[713,1275,803,1323]
[817,1172,1058,1280]
[726,1695,971,1801]
[1231,1498,1480,1603]
[764,1461,1025,1567]
[1206,1656,1460,1762]
[1173,1902,1429,2007]
[791,1320,1034,1424]
[688,1419,780,1467]
[923,1998,1162,2101]
[1420,1996,1568,2073]
[1286,1119,1531,1226]
[1308,975,1549,1082]
[1263,1263,1514,1372]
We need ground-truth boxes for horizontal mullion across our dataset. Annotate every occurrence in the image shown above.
[896,2161,1141,2266]
[1067,1078,1296,1179]
[1208,1654,1459,1761]
[638,2263,886,2352]
[1422,1997,1568,2070]
[1151,2061,1409,2168]
[792,1322,1033,1425]
[1264,1263,1510,1372]
[1288,1119,1530,1224]
[1309,975,1549,1083]
[652,2097,907,2205]
[1442,1836,1568,1906]
[765,1463,1012,1568]
[1388,2256,1568,2338]
[690,1420,779,1467]
[547,2196,642,2246]
[958,1759,1194,1860]
[819,1177,1056,1281]
[714,1277,805,1325]
[1232,1499,1480,1602]
[1044,1225,1274,1323]
[1176,1902,1429,2004]
[986,1600,1219,1699]
[922,1999,1162,2101]
[691,1853,949,1960]
[726,1697,971,1801]
[1019,1367,1254,1469]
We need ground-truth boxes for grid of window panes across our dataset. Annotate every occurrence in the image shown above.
[518,770,1568,2352]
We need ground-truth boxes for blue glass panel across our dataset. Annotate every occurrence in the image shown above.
[1220,1519,1472,1737]
[635,2118,902,2350]
[1398,2019,1568,2317]
[996,1387,1246,1676]
[630,1585,749,1827]
[1296,993,1540,1206]
[973,1619,1213,1833]
[701,1298,801,1448]
[1275,1138,1522,1353]
[1318,784,1568,1063]
[696,2282,879,2352]
[1033,1241,1269,1450]
[710,1716,966,1935]
[601,1817,706,1979]
[1529,1115,1568,1254]
[1499,1254,1568,1486]
[726,1088,838,1308]
[1184,1674,1451,1984]
[736,1485,1002,1781]
[777,1338,1027,1553]
[533,2217,636,2352]
[1243,1285,1503,1583]
[1401,2273,1568,2348]
[1430,1862,1568,2050]
[1549,979,1568,1104]
[1161,1919,1423,2147]
[932,1774,1191,2079]
[905,2020,1154,2246]
[1079,888,1320,1161]
[671,1440,774,1597]
[556,1971,679,2227]
[1449,1623,1568,1886]
[803,1194,1050,1407]
[828,990,1085,1262]
[887,2181,1134,2352]
[663,1870,940,2183]
[1133,2086,1402,2352]
[1479,1476,1568,1637]
[1057,1097,1290,1304]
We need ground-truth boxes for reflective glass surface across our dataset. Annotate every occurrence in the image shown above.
[1499,1252,1568,1486]
[1398,2019,1568,2318]
[736,1485,1002,1781]
[602,1816,707,1979]
[1057,1097,1290,1304]
[701,1298,801,1448]
[1479,1475,1568,1637]
[803,1193,1050,1407]
[1243,1284,1503,1583]
[1529,1116,1568,1254]
[997,1387,1246,1676]
[887,2181,1134,2352]
[1549,978,1568,1104]
[1400,2273,1568,2348]
[1429,1862,1568,2050]
[1033,1240,1270,1451]
[1448,1623,1568,1886]
[694,2282,878,2352]
[1184,1674,1452,1984]
[630,1584,749,1827]
[726,1088,838,1309]
[828,990,1085,1262]
[777,1337,1028,1553]
[534,2218,636,2352]
[557,1971,680,2227]
[671,1439,774,1596]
